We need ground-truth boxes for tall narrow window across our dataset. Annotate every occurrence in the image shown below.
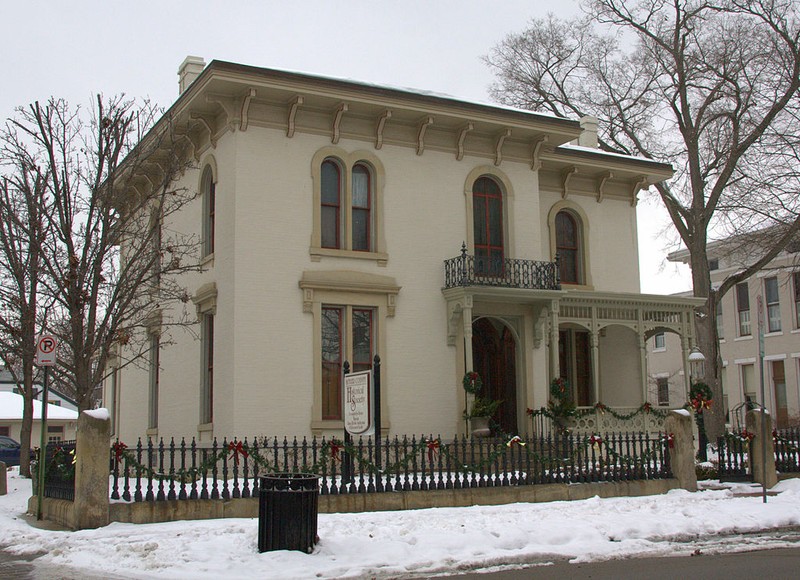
[556,211,581,284]
[716,299,724,339]
[742,363,756,406]
[351,164,372,251]
[765,276,781,332]
[657,377,670,406]
[320,305,375,421]
[794,272,800,329]
[654,332,666,350]
[472,176,504,276]
[201,166,216,256]
[321,160,341,249]
[736,282,751,336]
[148,334,159,430]
[201,313,214,424]
[321,307,343,420]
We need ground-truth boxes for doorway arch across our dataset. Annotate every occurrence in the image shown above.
[472,317,518,434]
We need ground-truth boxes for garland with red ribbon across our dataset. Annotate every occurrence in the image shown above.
[227,440,249,466]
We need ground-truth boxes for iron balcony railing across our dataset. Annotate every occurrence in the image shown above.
[444,244,560,290]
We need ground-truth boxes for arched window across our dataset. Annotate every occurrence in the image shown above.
[321,159,342,249]
[473,176,504,276]
[201,165,216,257]
[351,163,372,252]
[556,211,581,284]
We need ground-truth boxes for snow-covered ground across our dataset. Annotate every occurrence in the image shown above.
[2,468,800,579]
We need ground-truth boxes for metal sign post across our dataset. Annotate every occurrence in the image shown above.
[756,297,767,504]
[34,334,58,520]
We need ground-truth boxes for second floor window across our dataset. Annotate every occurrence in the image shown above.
[556,211,581,284]
[654,332,666,350]
[320,158,374,252]
[201,165,216,257]
[472,176,504,276]
[765,276,781,333]
[736,282,751,336]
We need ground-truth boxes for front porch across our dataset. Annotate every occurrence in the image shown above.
[443,250,705,436]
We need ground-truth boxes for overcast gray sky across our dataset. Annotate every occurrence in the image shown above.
[1,0,690,293]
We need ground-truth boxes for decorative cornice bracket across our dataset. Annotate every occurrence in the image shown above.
[416,116,434,156]
[286,96,303,138]
[375,109,392,150]
[240,88,256,132]
[561,166,578,199]
[456,122,473,161]
[631,175,649,207]
[597,171,613,203]
[530,135,548,171]
[331,103,349,144]
[190,113,217,148]
[494,128,512,166]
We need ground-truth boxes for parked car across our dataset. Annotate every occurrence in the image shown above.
[0,435,23,466]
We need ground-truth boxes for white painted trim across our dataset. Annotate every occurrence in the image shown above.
[764,353,788,361]
[734,358,757,365]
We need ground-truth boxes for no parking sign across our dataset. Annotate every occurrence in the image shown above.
[35,334,58,366]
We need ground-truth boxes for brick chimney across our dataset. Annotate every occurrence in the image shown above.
[178,56,206,94]
[578,115,599,148]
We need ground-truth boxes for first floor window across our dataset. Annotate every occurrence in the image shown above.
[321,305,375,420]
[741,363,756,407]
[201,313,214,424]
[0,426,9,437]
[657,377,669,406]
[47,425,64,443]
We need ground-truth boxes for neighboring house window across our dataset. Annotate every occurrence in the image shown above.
[765,276,781,332]
[708,258,719,271]
[321,305,375,420]
[736,282,751,336]
[653,332,666,350]
[472,176,504,276]
[148,333,159,430]
[201,165,216,257]
[0,426,9,437]
[555,211,582,284]
[321,160,342,249]
[716,299,724,340]
[48,400,61,407]
[794,272,800,329]
[47,425,64,443]
[201,313,214,424]
[657,377,669,406]
[312,150,384,261]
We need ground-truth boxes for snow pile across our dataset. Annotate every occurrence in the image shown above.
[2,467,799,579]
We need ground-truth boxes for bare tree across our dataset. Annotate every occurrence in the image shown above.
[0,123,50,477]
[485,0,800,440]
[3,95,200,414]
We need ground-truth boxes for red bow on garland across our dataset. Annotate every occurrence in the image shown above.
[427,439,440,463]
[228,440,249,465]
[665,433,675,448]
[506,435,526,448]
[112,441,127,463]
[589,435,603,448]
[329,440,342,462]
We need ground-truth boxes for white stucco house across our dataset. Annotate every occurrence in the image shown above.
[0,392,79,443]
[110,57,702,444]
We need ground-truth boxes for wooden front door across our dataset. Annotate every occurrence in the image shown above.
[472,318,517,434]
[558,329,594,407]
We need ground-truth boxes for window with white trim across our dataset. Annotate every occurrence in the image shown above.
[201,165,216,257]
[148,333,160,430]
[736,282,751,336]
[657,377,670,406]
[765,276,781,332]
[653,332,666,351]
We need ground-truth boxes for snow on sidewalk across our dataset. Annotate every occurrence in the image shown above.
[2,467,800,579]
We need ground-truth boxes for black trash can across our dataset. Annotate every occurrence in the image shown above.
[258,473,319,553]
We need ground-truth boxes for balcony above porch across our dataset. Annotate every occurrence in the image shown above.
[444,244,561,291]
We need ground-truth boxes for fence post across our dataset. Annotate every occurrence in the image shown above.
[73,410,110,529]
[745,409,778,489]
[664,410,697,492]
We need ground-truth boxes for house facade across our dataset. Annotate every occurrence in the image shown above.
[110,57,701,444]
[648,241,800,428]
[0,392,78,443]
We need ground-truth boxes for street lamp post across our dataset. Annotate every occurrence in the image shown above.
[688,346,708,461]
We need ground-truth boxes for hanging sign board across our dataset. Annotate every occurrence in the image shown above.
[34,334,58,367]
[344,370,372,435]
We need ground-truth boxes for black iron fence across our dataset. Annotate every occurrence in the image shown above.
[110,432,672,503]
[444,245,560,290]
[34,440,77,501]
[775,427,800,474]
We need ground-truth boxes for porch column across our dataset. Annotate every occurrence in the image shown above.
[638,334,648,403]
[463,302,474,372]
[590,331,601,403]
[681,334,691,396]
[549,301,560,379]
